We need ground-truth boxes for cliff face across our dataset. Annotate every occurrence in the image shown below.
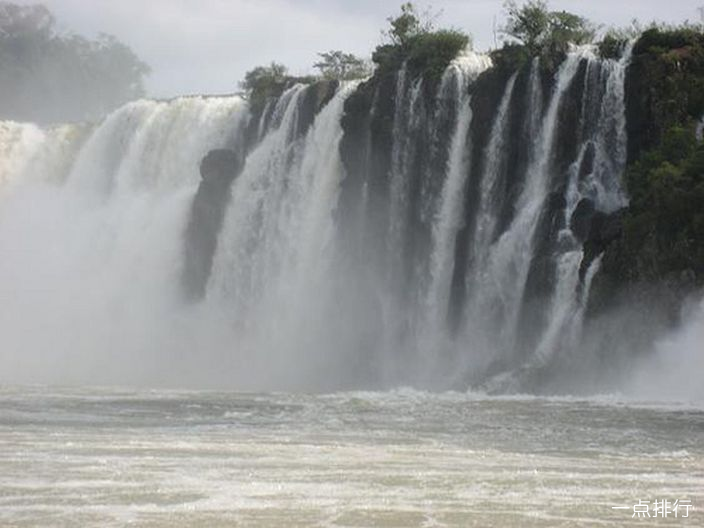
[587,29,704,319]
[335,30,704,335]
[333,32,703,385]
[176,30,704,389]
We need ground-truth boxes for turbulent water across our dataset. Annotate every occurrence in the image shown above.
[0,386,702,527]
[0,47,700,394]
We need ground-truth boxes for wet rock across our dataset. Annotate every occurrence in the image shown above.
[570,198,595,242]
[182,149,243,301]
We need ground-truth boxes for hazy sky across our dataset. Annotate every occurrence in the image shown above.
[18,0,704,97]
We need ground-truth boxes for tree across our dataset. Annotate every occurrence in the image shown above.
[549,10,596,46]
[503,0,550,53]
[313,51,371,80]
[502,0,595,56]
[384,2,437,47]
[373,3,470,80]
[0,1,150,123]
[239,62,288,95]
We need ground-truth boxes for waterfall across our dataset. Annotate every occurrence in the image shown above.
[466,72,518,289]
[458,49,589,375]
[0,96,248,385]
[420,53,492,377]
[527,45,634,371]
[209,83,358,308]
[0,121,86,191]
[0,46,646,392]
[204,83,365,388]
[424,54,492,331]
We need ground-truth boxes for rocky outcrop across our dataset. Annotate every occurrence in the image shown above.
[578,207,625,281]
[182,149,243,300]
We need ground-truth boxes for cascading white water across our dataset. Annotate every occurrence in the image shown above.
[205,83,363,388]
[0,96,248,386]
[0,121,87,192]
[207,86,308,309]
[425,54,492,314]
[0,45,682,394]
[466,72,518,288]
[529,45,634,369]
[422,52,492,352]
[457,49,590,374]
[387,65,413,270]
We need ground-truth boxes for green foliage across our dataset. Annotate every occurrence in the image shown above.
[490,42,532,74]
[631,26,704,141]
[634,25,704,55]
[621,124,704,280]
[239,62,318,110]
[313,51,371,81]
[501,1,595,61]
[502,0,550,53]
[0,1,149,123]
[548,10,595,47]
[239,62,288,94]
[383,2,435,47]
[406,30,470,79]
[597,23,704,286]
[373,3,470,81]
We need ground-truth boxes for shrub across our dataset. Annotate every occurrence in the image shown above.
[239,62,317,109]
[372,3,470,81]
[622,124,704,279]
[502,0,596,58]
[634,26,704,55]
[490,42,532,73]
[313,51,371,81]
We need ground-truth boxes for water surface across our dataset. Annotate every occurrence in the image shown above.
[1,386,702,526]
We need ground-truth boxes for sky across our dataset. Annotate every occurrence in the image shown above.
[17,0,704,98]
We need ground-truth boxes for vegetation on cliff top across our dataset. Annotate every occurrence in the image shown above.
[371,3,470,81]
[502,1,595,54]
[313,51,372,81]
[240,2,471,105]
[238,62,318,110]
[492,0,596,72]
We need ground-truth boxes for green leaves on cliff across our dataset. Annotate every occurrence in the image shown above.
[502,1,595,55]
[622,124,704,280]
[239,62,289,94]
[590,24,704,294]
[491,1,596,73]
[313,51,371,81]
[373,3,470,81]
[239,62,317,109]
